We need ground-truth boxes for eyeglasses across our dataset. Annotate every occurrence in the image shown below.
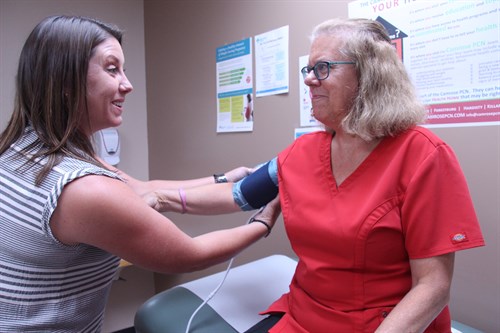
[301,61,355,80]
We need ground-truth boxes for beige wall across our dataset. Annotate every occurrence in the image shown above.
[143,1,499,332]
[1,0,499,332]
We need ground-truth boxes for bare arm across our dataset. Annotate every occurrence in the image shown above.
[50,175,280,274]
[375,253,455,333]
[97,157,252,196]
[142,183,241,215]
[141,158,279,214]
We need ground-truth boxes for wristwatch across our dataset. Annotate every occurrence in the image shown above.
[213,173,228,183]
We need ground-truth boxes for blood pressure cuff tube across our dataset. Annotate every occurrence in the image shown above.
[232,157,279,211]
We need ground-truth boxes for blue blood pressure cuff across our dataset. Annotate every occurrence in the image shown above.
[232,157,279,211]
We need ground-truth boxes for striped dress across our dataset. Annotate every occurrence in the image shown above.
[0,127,122,332]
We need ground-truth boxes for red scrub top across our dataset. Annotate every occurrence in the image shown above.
[263,127,484,333]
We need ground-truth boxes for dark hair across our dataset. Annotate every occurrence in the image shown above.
[0,15,123,183]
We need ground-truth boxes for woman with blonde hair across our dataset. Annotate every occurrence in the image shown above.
[149,18,484,333]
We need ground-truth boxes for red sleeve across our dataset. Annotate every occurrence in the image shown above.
[401,143,485,259]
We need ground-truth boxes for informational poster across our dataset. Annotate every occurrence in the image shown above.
[299,55,321,127]
[255,25,290,97]
[349,0,500,127]
[216,38,254,133]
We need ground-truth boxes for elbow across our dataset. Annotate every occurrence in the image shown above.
[438,284,451,307]
[148,261,209,275]
[423,280,452,312]
[169,258,214,274]
[153,252,226,275]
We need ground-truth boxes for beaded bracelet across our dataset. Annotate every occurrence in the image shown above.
[248,217,271,238]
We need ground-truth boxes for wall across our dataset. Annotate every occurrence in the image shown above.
[0,0,153,331]
[143,1,499,332]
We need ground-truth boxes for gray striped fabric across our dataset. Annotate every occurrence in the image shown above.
[1,127,122,332]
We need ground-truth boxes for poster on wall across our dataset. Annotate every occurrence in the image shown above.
[299,55,321,127]
[348,0,500,128]
[216,38,254,133]
[255,25,290,97]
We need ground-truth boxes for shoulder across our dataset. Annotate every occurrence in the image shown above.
[45,157,122,204]
[64,173,125,193]
[394,127,464,182]
[400,126,447,148]
[385,126,452,161]
[47,155,123,196]
[50,174,141,245]
[56,174,129,216]
[60,174,141,221]
[377,126,459,177]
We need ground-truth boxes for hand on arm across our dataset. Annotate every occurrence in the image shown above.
[97,156,252,197]
[144,158,279,214]
[375,253,455,333]
[139,165,253,195]
[49,175,280,274]
[224,166,255,183]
